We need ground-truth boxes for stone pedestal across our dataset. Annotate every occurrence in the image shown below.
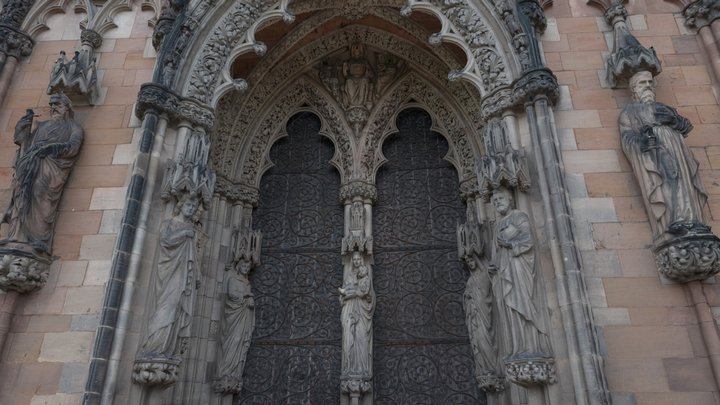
[0,245,52,294]
[654,232,720,283]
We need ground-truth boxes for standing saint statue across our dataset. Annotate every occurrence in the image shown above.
[463,252,504,392]
[490,188,551,360]
[619,71,707,239]
[339,251,375,377]
[138,193,200,361]
[213,258,255,395]
[1,93,84,255]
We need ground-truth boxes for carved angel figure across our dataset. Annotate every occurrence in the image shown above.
[342,43,373,109]
[339,251,375,377]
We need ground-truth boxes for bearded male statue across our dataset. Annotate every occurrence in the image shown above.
[619,71,707,241]
[1,93,84,255]
[0,93,84,292]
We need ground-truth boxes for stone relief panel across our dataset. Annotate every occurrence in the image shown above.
[373,108,483,404]
[238,112,344,403]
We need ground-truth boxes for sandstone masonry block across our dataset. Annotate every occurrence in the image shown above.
[38,332,93,363]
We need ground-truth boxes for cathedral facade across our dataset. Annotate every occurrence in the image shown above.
[0,1,719,405]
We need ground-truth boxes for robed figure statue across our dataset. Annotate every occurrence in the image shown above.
[139,194,200,361]
[339,251,375,378]
[2,93,83,255]
[490,188,552,360]
[619,71,707,239]
[213,259,255,395]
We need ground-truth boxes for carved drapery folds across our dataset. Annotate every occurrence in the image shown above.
[600,2,720,282]
[213,226,261,395]
[0,94,84,293]
[619,71,720,282]
[47,30,101,105]
[339,183,376,404]
[133,128,215,386]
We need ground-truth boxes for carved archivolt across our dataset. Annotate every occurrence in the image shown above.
[212,24,483,189]
[362,72,479,182]
[174,0,526,105]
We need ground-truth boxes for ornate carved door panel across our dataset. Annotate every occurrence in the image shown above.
[238,112,344,404]
[373,108,484,404]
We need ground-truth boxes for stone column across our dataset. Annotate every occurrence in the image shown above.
[0,0,34,105]
[339,180,376,405]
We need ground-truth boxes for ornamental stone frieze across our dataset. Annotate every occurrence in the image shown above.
[136,83,215,130]
[681,0,720,30]
[0,94,83,294]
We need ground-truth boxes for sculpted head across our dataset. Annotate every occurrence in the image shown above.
[491,187,513,216]
[175,193,200,220]
[237,259,252,276]
[630,71,656,104]
[352,251,363,269]
[49,93,73,120]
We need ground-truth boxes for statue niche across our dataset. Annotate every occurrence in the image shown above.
[0,93,84,293]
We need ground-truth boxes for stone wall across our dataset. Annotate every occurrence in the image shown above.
[0,4,154,405]
[545,1,720,404]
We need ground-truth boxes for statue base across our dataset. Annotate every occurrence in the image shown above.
[0,245,53,294]
[340,377,372,396]
[132,356,181,387]
[212,375,242,395]
[654,232,720,283]
[504,356,556,387]
[476,370,506,393]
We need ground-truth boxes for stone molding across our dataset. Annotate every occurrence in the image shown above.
[136,83,215,130]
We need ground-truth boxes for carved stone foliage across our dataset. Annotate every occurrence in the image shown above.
[431,0,511,92]
[136,83,215,130]
[185,1,264,103]
[373,109,482,403]
[213,227,261,395]
[0,0,34,61]
[620,71,720,282]
[0,94,83,294]
[239,112,343,403]
[477,118,530,201]
[682,0,720,29]
[480,67,559,120]
[214,175,259,206]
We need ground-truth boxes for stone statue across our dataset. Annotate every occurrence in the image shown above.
[339,251,375,377]
[619,71,707,239]
[137,193,200,362]
[463,252,504,392]
[1,93,84,256]
[213,258,255,395]
[490,188,551,361]
[342,43,373,110]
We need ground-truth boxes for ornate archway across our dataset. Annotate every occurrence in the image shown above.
[83,2,611,405]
